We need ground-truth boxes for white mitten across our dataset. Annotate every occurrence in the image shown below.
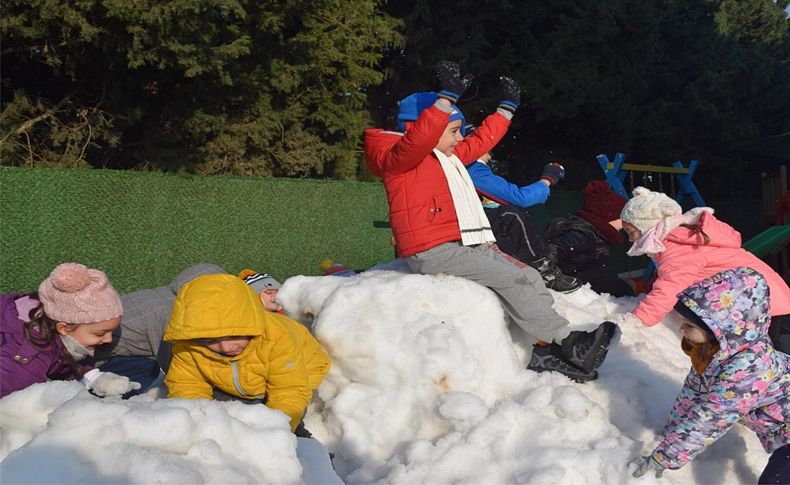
[81,369,141,398]
[605,312,644,327]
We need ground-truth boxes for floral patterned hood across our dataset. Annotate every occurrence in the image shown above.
[676,266,771,365]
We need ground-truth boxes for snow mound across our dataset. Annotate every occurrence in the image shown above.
[0,269,767,484]
[279,270,766,484]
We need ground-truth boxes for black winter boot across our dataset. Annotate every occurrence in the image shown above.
[527,343,598,383]
[529,257,582,293]
[560,321,618,374]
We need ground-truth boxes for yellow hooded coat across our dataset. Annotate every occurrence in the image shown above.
[163,274,329,430]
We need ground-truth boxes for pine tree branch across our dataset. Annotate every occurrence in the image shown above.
[16,95,73,135]
[1,40,79,57]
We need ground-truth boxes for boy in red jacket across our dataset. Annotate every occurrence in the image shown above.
[364,61,618,382]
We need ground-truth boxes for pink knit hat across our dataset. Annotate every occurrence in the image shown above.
[38,263,123,323]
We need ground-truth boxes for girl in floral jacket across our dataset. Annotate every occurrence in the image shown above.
[629,267,789,483]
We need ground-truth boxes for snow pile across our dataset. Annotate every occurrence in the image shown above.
[281,271,528,478]
[280,270,767,484]
[0,269,768,484]
[0,381,340,484]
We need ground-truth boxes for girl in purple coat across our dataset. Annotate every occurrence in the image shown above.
[1,262,140,398]
[628,267,789,483]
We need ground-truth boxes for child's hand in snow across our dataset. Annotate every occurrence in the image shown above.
[82,369,142,398]
[627,455,665,478]
[605,312,644,327]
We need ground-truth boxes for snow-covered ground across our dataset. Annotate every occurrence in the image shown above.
[0,268,770,484]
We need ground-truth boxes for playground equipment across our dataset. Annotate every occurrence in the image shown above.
[756,163,788,279]
[597,152,707,290]
[596,152,706,207]
[600,153,789,296]
[761,165,788,225]
[742,223,790,288]
[743,224,790,351]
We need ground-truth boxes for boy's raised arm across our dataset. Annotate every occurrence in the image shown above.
[454,76,520,164]
[468,161,550,208]
[366,61,476,176]
[366,105,450,176]
[454,113,511,164]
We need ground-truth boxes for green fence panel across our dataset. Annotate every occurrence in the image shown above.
[1,167,395,292]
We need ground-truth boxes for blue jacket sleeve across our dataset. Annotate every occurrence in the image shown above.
[467,161,550,208]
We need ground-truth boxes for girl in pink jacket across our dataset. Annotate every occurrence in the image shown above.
[611,187,790,340]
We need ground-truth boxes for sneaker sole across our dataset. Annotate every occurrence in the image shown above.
[545,279,583,293]
[556,284,582,294]
[584,321,617,373]
[573,370,598,383]
[527,364,599,383]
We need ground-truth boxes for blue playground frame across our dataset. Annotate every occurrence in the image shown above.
[596,152,706,280]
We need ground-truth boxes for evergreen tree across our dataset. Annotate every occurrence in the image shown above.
[378,0,789,196]
[1,0,403,178]
[2,0,786,191]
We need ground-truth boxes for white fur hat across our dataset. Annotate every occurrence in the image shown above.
[620,186,682,234]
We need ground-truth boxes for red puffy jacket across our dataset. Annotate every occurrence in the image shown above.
[364,105,511,257]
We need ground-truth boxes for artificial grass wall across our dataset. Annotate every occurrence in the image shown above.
[1,167,397,293]
[0,167,765,293]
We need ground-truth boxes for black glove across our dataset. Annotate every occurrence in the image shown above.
[540,162,565,185]
[434,60,474,103]
[498,76,521,113]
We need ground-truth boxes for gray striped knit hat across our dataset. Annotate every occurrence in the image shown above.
[239,270,281,293]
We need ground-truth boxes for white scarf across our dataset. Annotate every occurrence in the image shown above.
[433,148,496,246]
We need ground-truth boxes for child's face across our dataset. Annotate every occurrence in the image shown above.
[56,317,121,350]
[260,289,282,312]
[622,221,642,242]
[608,218,623,231]
[201,336,253,357]
[679,318,713,345]
[435,120,464,156]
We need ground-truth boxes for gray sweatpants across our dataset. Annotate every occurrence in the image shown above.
[406,241,571,343]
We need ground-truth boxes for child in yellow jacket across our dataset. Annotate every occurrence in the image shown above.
[163,274,330,432]
[237,268,330,390]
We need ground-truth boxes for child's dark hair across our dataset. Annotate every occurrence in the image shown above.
[697,338,719,355]
[679,223,710,245]
[23,294,84,377]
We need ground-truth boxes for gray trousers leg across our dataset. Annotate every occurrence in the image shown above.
[406,241,571,343]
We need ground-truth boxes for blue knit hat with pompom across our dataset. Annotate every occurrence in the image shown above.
[396,92,465,135]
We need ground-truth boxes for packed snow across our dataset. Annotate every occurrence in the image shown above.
[0,267,770,484]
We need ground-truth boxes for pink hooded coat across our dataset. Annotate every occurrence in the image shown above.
[634,211,790,326]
